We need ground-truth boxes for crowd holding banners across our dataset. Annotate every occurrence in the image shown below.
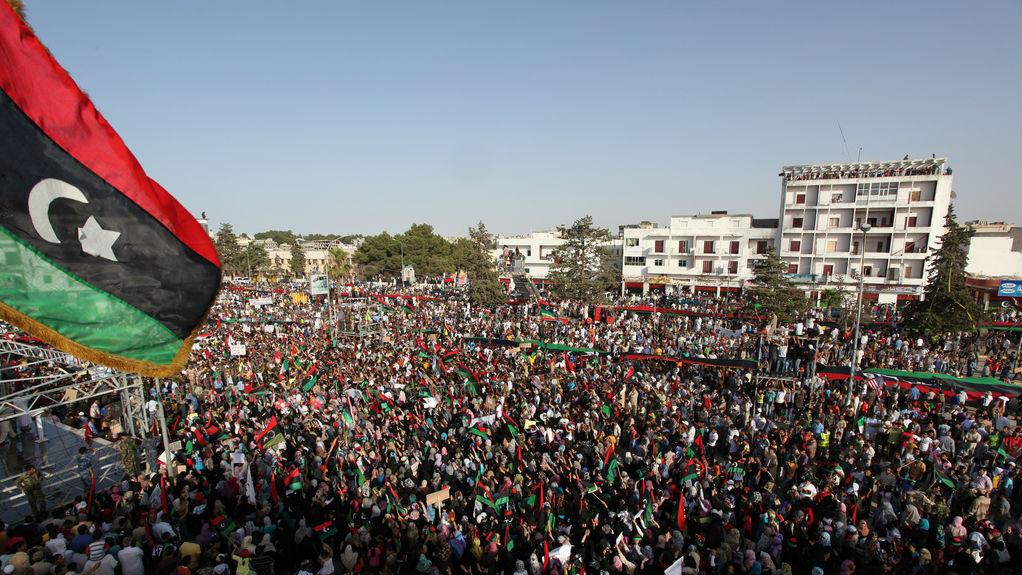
[2,281,1022,575]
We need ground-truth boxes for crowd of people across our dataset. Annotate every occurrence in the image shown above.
[2,281,1022,575]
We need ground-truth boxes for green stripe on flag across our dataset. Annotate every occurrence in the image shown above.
[0,225,183,363]
[607,458,620,482]
[469,428,489,439]
[302,376,318,392]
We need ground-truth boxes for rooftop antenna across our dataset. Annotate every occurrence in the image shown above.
[837,121,851,161]
[857,147,862,162]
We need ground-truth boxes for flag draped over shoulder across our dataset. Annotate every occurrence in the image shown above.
[0,4,221,376]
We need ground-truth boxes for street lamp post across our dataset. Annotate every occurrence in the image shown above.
[846,222,872,407]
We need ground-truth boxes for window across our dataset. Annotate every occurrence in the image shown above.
[909,190,921,202]
[729,241,739,254]
[905,265,914,278]
[826,239,838,253]
[863,265,872,277]
[906,216,918,228]
[792,217,804,228]
[653,258,664,267]
[787,264,799,274]
[756,241,768,254]
[851,241,860,255]
[856,182,899,197]
[823,264,834,276]
[702,261,713,273]
[876,241,886,253]
[703,241,714,254]
[790,240,801,252]
[624,256,645,266]
[832,192,843,203]
[728,261,738,274]
[625,238,639,247]
[795,193,806,204]
[678,240,688,253]
[654,240,664,253]
[677,259,688,268]
[828,216,841,229]
[904,241,915,254]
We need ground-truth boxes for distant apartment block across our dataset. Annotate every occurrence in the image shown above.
[778,157,953,300]
[620,212,778,296]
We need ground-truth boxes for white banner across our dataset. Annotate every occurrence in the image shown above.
[309,274,330,296]
[229,343,247,357]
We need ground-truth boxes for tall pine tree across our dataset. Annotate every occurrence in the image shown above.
[746,248,808,322]
[902,205,986,334]
[548,215,612,303]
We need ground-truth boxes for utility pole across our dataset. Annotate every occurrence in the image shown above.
[153,378,175,478]
[846,223,871,407]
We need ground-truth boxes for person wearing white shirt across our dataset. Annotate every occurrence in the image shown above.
[116,542,144,575]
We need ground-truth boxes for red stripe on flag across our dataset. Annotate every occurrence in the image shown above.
[0,6,219,266]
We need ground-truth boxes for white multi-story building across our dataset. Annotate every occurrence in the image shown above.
[778,158,953,300]
[492,231,622,281]
[493,231,564,279]
[620,212,778,296]
[965,221,1022,279]
[964,220,1022,308]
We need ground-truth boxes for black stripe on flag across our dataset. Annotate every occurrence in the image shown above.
[0,90,220,339]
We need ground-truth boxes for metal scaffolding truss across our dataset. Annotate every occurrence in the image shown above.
[0,340,151,437]
[334,298,388,340]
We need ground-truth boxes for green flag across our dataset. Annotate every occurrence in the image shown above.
[607,458,620,482]
[935,468,955,489]
[302,375,317,392]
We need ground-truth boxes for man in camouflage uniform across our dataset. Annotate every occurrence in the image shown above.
[16,464,46,517]
[117,433,141,478]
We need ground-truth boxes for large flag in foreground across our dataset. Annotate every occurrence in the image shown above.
[0,5,221,375]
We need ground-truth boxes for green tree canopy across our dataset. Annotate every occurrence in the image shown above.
[902,205,987,334]
[214,223,241,277]
[355,224,457,279]
[461,222,504,306]
[326,247,353,280]
[547,215,613,303]
[289,242,306,276]
[254,230,298,245]
[353,232,403,278]
[305,233,341,242]
[241,242,269,275]
[745,248,808,322]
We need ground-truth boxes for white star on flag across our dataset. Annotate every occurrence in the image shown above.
[77,215,120,261]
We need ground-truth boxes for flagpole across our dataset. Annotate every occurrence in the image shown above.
[153,377,176,478]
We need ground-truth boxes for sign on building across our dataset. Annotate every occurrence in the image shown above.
[309,274,330,296]
[998,280,1022,297]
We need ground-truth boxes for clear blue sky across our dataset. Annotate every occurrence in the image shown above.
[24,0,1022,237]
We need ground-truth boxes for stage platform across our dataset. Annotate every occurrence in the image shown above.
[0,418,124,523]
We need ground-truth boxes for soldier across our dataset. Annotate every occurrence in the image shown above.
[75,446,94,494]
[16,464,46,517]
[117,433,141,479]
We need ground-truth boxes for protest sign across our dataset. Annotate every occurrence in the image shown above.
[426,488,450,506]
[229,343,247,357]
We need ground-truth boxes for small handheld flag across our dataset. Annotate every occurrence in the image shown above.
[0,5,221,375]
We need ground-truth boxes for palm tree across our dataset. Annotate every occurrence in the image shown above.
[327,247,353,281]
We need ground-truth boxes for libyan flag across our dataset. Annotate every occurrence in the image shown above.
[0,5,221,376]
